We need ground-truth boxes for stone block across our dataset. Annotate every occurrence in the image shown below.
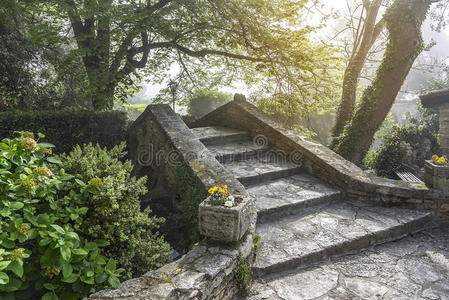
[424,160,449,195]
[199,197,253,242]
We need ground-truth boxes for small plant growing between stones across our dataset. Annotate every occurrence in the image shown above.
[253,234,261,257]
[235,255,252,295]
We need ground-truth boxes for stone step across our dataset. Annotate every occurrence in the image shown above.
[252,201,434,277]
[206,140,271,163]
[223,157,302,186]
[245,173,342,222]
[190,126,249,146]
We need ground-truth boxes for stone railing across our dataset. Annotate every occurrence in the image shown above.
[88,104,256,299]
[192,99,449,223]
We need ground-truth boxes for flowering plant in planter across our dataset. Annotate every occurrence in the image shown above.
[207,185,235,207]
[431,154,447,166]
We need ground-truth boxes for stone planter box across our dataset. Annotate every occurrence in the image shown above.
[199,196,253,242]
[424,160,449,194]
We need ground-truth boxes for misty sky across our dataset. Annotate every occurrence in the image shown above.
[130,0,449,104]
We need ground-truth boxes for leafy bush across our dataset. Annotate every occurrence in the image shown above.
[0,108,128,153]
[187,90,232,119]
[365,105,439,178]
[58,143,171,279]
[0,133,123,300]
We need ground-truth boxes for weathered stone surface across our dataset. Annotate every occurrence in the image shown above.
[88,233,255,300]
[97,100,447,300]
[191,126,249,146]
[424,160,449,195]
[252,201,433,275]
[245,228,449,300]
[224,157,302,186]
[192,100,448,222]
[246,173,340,217]
[270,266,338,300]
[199,196,254,242]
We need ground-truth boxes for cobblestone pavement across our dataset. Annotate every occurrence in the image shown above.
[244,227,449,300]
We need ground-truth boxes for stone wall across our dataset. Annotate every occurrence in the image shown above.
[88,236,255,300]
[88,104,257,299]
[127,104,248,200]
[192,100,449,223]
[440,103,449,155]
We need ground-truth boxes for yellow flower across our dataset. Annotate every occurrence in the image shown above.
[432,154,439,161]
[34,166,52,177]
[89,177,103,188]
[45,266,61,279]
[19,137,38,151]
[439,157,446,164]
[22,178,36,190]
[17,223,31,235]
[10,249,25,261]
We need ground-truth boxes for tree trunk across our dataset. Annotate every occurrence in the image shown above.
[330,0,384,148]
[333,0,432,164]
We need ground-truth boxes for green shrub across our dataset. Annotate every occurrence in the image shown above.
[0,132,123,300]
[187,90,232,119]
[58,143,171,279]
[366,106,439,179]
[0,108,128,154]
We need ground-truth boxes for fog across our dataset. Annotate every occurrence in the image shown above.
[129,0,449,123]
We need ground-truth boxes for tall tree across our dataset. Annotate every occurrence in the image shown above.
[331,0,385,146]
[26,0,339,110]
[333,0,434,164]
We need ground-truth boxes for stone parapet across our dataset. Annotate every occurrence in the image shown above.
[192,100,449,223]
[88,233,255,300]
[86,104,257,299]
[127,104,255,242]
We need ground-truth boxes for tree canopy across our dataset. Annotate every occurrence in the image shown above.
[8,0,341,110]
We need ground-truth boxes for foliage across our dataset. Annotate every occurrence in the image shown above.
[235,256,252,296]
[253,235,261,258]
[431,154,447,166]
[171,163,208,252]
[0,108,128,153]
[332,0,431,164]
[15,0,341,109]
[187,90,232,119]
[365,107,439,178]
[0,133,122,299]
[207,185,235,207]
[0,0,88,110]
[58,143,171,279]
[255,88,341,131]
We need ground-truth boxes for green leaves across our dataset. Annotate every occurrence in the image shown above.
[0,260,11,270]
[0,271,9,284]
[42,292,58,300]
[107,275,120,288]
[60,245,71,262]
[7,260,23,278]
[46,156,62,165]
[0,134,125,299]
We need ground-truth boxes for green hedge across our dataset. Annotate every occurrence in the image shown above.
[0,108,128,153]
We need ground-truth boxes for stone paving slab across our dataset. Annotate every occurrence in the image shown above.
[223,157,302,185]
[191,126,249,145]
[207,140,271,162]
[245,174,341,220]
[253,201,433,276]
[242,228,449,300]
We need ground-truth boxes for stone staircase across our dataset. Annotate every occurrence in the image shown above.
[191,126,435,294]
